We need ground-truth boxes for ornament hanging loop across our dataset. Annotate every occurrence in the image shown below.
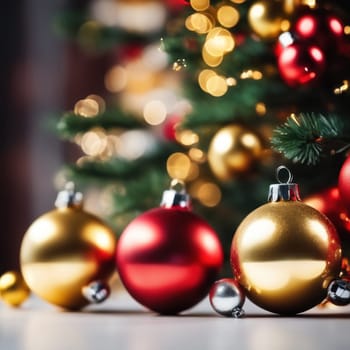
[55,182,83,209]
[170,178,186,192]
[276,165,293,184]
[268,166,301,202]
[160,179,191,209]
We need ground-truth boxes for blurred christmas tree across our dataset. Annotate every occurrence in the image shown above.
[56,0,350,270]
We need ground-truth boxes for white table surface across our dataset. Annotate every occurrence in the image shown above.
[1,287,350,350]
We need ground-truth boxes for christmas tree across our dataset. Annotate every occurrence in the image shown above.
[56,0,350,271]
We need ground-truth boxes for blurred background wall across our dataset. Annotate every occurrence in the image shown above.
[0,1,80,273]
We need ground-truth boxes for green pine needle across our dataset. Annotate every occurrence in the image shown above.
[271,113,344,165]
[56,109,143,139]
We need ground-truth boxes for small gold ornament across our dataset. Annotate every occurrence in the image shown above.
[0,271,30,307]
[231,166,342,315]
[248,0,293,40]
[207,124,263,181]
[20,183,116,310]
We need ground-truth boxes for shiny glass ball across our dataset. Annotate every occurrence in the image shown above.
[231,201,342,315]
[327,279,350,306]
[20,207,116,310]
[209,278,245,317]
[0,271,30,307]
[116,207,224,314]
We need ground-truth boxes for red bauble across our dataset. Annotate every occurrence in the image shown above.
[338,157,350,212]
[117,44,143,62]
[162,114,182,141]
[116,189,223,314]
[277,41,325,86]
[338,38,350,59]
[294,8,344,52]
[165,0,189,12]
[304,187,350,236]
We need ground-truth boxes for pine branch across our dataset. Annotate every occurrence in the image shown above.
[271,113,349,165]
[62,154,174,231]
[56,109,143,139]
[63,141,179,179]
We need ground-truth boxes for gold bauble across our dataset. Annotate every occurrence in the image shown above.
[248,0,292,40]
[0,271,30,307]
[231,179,342,315]
[207,124,263,181]
[20,184,116,310]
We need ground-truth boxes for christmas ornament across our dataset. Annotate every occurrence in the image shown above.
[293,8,344,53]
[304,187,350,236]
[327,279,350,306]
[305,188,350,286]
[231,166,342,315]
[209,278,245,318]
[0,271,30,307]
[207,124,263,181]
[166,0,189,12]
[277,41,325,86]
[248,0,292,40]
[20,183,116,310]
[338,156,350,211]
[162,114,183,141]
[116,180,224,314]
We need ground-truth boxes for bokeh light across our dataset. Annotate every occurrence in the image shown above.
[143,100,167,125]
[105,65,128,93]
[167,152,192,180]
[190,0,210,12]
[217,5,240,28]
[74,98,100,117]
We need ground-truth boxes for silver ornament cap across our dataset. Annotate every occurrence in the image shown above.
[55,182,83,209]
[268,165,301,202]
[160,179,191,209]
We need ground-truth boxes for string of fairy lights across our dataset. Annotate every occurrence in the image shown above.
[68,0,350,210]
[184,0,350,97]
[185,0,245,97]
[72,92,220,207]
[67,0,219,208]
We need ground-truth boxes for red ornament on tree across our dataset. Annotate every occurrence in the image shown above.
[305,186,350,269]
[304,187,350,236]
[116,180,224,314]
[165,0,189,12]
[294,8,344,52]
[277,41,325,86]
[162,114,183,141]
[338,157,350,212]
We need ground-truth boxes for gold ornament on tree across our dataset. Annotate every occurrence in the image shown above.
[231,166,342,315]
[0,271,31,307]
[248,0,296,40]
[20,183,116,310]
[207,124,263,181]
